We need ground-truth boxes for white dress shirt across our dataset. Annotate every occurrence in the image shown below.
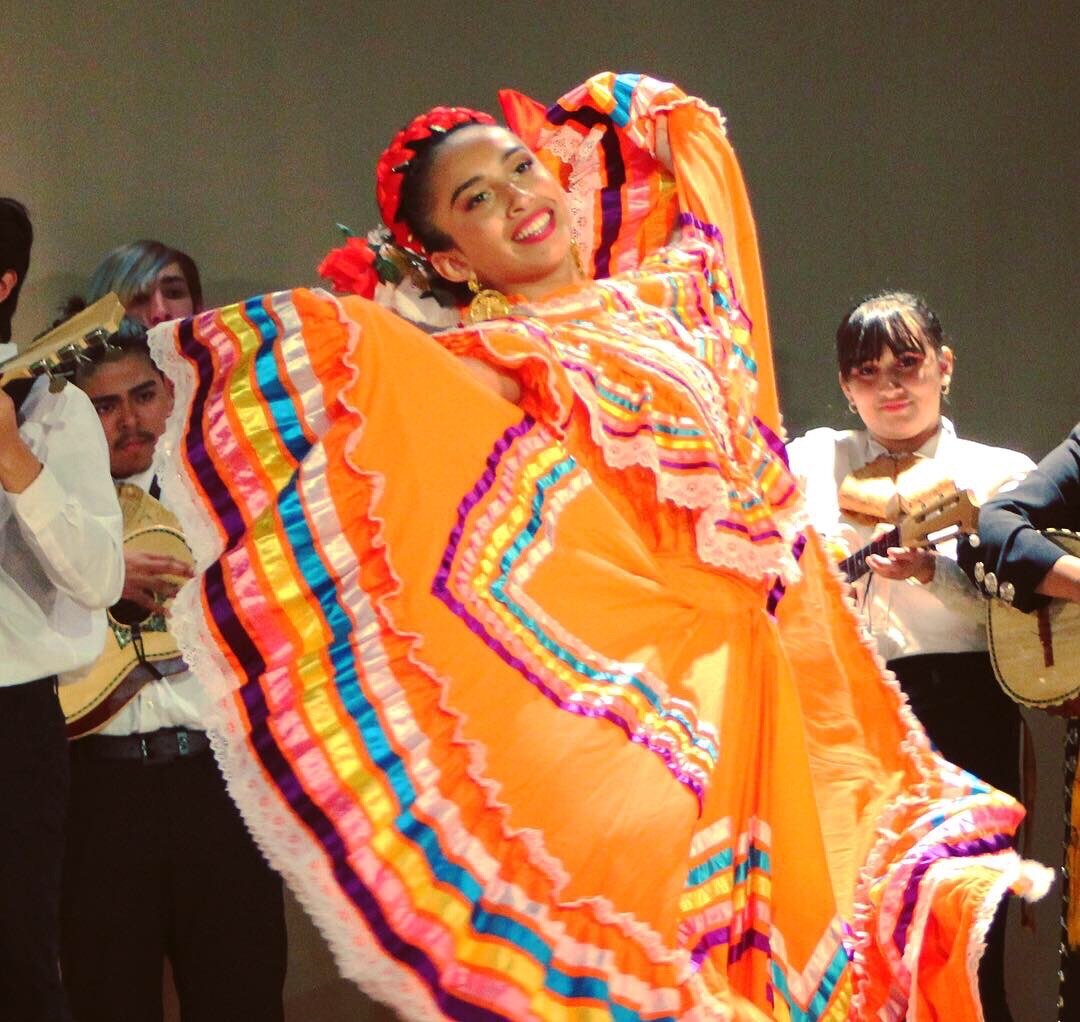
[94,465,205,735]
[1,377,124,686]
[787,418,1034,662]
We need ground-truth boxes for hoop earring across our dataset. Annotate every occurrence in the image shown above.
[466,273,510,324]
[847,398,857,414]
[941,379,951,397]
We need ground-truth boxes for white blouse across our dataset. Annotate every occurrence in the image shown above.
[787,418,1034,662]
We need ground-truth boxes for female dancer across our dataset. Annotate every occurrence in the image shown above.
[150,75,1046,1020]
[787,294,1036,1019]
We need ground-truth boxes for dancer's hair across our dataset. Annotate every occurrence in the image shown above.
[376,106,497,257]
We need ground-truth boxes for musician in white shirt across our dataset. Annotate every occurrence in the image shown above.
[791,420,1034,663]
[0,197,123,1022]
[61,251,285,1022]
[787,291,1033,1022]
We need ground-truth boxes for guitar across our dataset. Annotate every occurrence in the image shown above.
[60,484,194,738]
[986,529,1080,708]
[837,487,980,584]
[0,293,124,404]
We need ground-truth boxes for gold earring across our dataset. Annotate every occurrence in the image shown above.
[942,379,951,397]
[847,397,857,414]
[570,239,585,276]
[466,273,510,324]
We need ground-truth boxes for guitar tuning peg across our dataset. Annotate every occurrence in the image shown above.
[76,327,113,357]
[48,374,67,393]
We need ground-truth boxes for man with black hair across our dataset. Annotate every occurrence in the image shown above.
[0,198,124,1020]
[61,256,286,1021]
[0,198,33,346]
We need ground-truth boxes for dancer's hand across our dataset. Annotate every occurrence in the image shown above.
[655,116,673,170]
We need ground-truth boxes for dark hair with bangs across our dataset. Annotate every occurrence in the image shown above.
[836,291,946,378]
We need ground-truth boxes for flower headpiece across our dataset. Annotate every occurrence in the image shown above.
[375,105,496,255]
[318,225,460,331]
[318,105,498,330]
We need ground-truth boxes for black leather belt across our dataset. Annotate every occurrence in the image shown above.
[74,726,209,765]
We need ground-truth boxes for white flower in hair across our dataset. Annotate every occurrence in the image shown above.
[365,227,461,332]
[373,278,460,332]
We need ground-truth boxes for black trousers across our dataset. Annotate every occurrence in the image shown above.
[59,733,286,1022]
[888,650,1023,1022]
[0,676,72,1021]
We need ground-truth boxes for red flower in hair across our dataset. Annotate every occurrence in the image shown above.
[317,237,380,298]
[376,106,496,254]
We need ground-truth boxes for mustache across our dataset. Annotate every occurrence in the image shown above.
[114,431,157,447]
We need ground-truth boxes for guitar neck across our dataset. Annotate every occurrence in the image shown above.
[838,527,900,584]
[0,293,124,391]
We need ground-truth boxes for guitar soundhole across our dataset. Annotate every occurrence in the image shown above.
[110,598,151,627]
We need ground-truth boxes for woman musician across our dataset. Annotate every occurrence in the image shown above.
[787,292,1036,1019]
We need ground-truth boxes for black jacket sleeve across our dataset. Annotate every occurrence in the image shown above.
[957,423,1080,612]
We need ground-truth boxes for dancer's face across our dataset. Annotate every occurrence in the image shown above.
[426,125,579,301]
[841,342,954,453]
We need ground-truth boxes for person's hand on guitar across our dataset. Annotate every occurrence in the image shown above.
[865,522,936,584]
[1035,553,1080,606]
[121,549,194,615]
[821,524,860,602]
[0,385,43,494]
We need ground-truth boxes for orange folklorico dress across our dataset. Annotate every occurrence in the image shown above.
[150,74,1047,1021]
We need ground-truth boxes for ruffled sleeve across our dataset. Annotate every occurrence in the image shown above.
[500,72,781,434]
[436,318,576,430]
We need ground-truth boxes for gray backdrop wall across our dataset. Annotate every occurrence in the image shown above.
[4,2,1076,1019]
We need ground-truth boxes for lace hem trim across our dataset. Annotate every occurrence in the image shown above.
[809,531,1055,1017]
